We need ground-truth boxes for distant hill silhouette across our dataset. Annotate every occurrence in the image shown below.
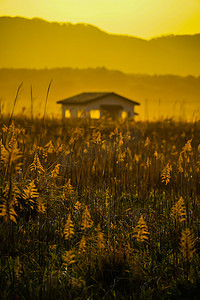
[0,16,200,76]
[0,68,199,120]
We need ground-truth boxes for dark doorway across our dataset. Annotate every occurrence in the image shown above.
[100,105,123,120]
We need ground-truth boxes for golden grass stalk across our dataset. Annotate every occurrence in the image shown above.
[180,228,195,262]
[81,206,93,230]
[0,198,17,223]
[30,153,45,174]
[37,197,46,214]
[78,235,86,254]
[64,214,74,240]
[171,196,186,223]
[133,215,149,243]
[62,250,76,267]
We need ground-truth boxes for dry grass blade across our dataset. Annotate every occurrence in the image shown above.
[8,82,23,129]
[39,80,52,145]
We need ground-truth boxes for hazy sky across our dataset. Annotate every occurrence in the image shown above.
[1,0,200,38]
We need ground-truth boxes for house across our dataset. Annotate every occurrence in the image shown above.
[57,92,140,119]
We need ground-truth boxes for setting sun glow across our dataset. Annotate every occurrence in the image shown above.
[0,0,200,37]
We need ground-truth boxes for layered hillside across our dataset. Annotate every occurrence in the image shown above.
[0,16,200,76]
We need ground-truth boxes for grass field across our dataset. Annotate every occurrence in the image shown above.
[0,116,200,299]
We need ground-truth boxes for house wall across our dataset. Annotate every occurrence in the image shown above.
[62,94,136,118]
[62,104,87,117]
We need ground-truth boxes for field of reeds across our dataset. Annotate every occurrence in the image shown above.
[0,116,200,299]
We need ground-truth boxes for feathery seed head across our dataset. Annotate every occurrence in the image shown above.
[81,206,93,230]
[134,215,149,243]
[64,214,74,240]
[171,197,186,223]
[180,228,195,262]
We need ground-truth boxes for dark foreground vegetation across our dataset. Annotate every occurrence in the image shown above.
[0,116,200,299]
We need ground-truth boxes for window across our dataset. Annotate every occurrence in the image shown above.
[65,109,71,118]
[121,111,129,119]
[90,110,100,119]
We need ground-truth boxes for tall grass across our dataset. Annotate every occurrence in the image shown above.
[0,116,200,299]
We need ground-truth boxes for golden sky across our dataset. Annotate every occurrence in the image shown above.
[0,0,200,38]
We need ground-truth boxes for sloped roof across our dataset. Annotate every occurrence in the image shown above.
[57,92,140,105]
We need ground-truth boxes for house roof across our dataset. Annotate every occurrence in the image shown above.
[57,92,140,106]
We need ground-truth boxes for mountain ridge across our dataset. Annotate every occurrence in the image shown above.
[0,16,200,75]
[2,15,200,40]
